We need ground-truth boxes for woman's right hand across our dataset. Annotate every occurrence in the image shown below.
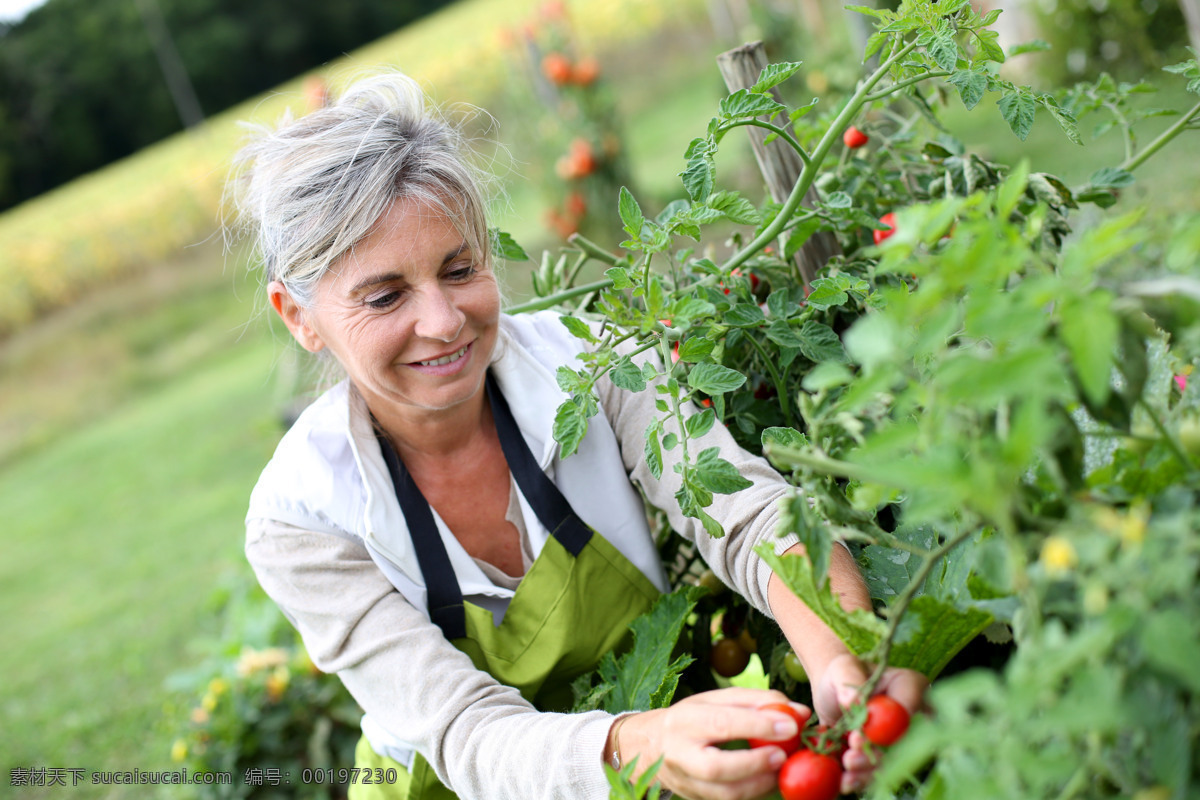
[609,687,809,800]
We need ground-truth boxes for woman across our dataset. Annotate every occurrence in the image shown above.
[234,72,925,800]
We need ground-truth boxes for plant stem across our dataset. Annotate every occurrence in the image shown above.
[567,232,623,266]
[863,70,951,103]
[504,278,615,314]
[745,331,794,427]
[1120,98,1200,173]
[861,526,976,696]
[719,119,812,167]
[1136,397,1198,469]
[720,39,920,275]
[765,445,907,487]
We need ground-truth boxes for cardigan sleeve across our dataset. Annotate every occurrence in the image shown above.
[592,340,802,619]
[244,518,616,800]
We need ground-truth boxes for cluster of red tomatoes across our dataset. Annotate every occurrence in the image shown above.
[749,697,911,800]
[540,52,601,87]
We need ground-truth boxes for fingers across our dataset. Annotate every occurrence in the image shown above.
[645,689,815,800]
[876,667,931,714]
[671,688,805,744]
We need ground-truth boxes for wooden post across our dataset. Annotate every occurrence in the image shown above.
[717,41,839,286]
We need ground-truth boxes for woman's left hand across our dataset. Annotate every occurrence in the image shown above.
[812,653,929,794]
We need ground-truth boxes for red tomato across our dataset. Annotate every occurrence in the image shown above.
[541,52,572,85]
[709,638,750,677]
[777,748,843,800]
[862,695,910,746]
[747,703,810,755]
[572,57,600,86]
[873,212,897,245]
[843,126,869,149]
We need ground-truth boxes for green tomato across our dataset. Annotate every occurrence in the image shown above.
[784,650,808,683]
[1179,416,1200,458]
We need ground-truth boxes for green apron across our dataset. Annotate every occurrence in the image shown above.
[349,373,661,800]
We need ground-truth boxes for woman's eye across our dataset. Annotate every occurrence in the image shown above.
[446,264,477,282]
[364,291,402,309]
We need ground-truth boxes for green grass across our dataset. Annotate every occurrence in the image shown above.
[0,332,283,794]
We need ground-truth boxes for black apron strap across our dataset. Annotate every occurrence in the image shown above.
[485,373,593,556]
[375,428,467,641]
[372,372,594,640]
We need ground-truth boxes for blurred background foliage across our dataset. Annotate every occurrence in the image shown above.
[0,0,453,210]
[1,0,1197,797]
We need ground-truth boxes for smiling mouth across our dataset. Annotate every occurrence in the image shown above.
[415,344,469,367]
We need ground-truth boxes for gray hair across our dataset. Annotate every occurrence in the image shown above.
[228,71,492,308]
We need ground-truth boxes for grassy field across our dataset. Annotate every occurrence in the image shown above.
[2,1,1198,797]
[0,2,722,796]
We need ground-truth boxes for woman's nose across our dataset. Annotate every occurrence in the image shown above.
[412,286,466,342]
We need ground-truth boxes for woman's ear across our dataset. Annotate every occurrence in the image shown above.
[268,281,325,353]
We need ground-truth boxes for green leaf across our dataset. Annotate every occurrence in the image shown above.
[719,89,786,121]
[489,228,529,261]
[553,394,597,459]
[644,423,663,481]
[681,139,716,202]
[605,266,634,290]
[1038,95,1082,145]
[610,355,648,393]
[599,587,702,713]
[685,408,717,439]
[973,27,1006,63]
[765,319,806,349]
[1089,166,1135,189]
[888,596,994,678]
[998,90,1037,140]
[1059,293,1118,409]
[928,28,959,72]
[687,363,747,395]
[618,186,645,240]
[559,315,598,344]
[751,61,803,93]
[805,277,851,310]
[555,366,586,394]
[777,491,831,592]
[708,190,762,225]
[797,321,847,363]
[677,337,716,362]
[694,446,753,494]
[994,160,1030,217]
[723,302,767,327]
[948,69,987,110]
[758,545,886,656]
[1140,609,1200,693]
[762,427,808,451]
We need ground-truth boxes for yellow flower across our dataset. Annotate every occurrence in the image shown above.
[201,692,218,712]
[1041,536,1077,575]
[207,677,230,696]
[266,665,291,702]
[235,647,290,677]
[171,739,188,763]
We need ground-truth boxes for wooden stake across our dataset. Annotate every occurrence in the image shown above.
[717,41,839,286]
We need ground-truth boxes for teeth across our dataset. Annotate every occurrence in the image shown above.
[419,345,468,367]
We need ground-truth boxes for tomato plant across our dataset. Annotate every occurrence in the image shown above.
[777,749,843,800]
[861,695,910,747]
[544,4,1200,798]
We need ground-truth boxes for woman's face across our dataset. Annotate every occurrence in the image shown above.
[273,197,500,427]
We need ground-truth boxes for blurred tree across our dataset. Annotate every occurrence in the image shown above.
[0,0,446,211]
